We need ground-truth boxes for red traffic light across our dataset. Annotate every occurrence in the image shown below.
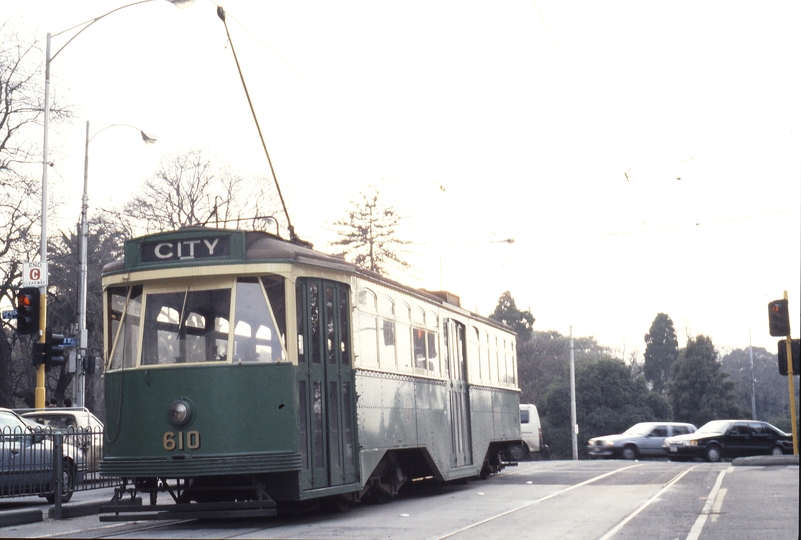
[15,287,40,336]
[768,299,791,337]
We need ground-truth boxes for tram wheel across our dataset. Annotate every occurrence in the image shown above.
[509,444,528,462]
[326,495,352,513]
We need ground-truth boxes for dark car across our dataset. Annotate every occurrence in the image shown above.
[587,422,697,460]
[663,419,793,462]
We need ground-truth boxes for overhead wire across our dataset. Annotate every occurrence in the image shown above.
[529,0,630,181]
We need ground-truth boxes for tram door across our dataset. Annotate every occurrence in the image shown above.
[445,319,473,467]
[296,279,358,491]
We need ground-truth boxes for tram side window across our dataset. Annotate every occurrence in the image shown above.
[396,322,412,372]
[142,288,231,366]
[497,336,507,384]
[107,285,143,370]
[358,312,379,367]
[413,328,426,369]
[426,330,439,373]
[234,279,285,363]
[507,341,516,386]
[380,319,397,370]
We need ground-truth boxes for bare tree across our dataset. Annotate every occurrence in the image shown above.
[119,149,282,235]
[0,24,71,408]
[331,185,411,276]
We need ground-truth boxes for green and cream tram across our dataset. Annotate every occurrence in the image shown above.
[100,227,521,518]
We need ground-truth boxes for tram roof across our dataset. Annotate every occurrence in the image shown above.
[103,226,514,334]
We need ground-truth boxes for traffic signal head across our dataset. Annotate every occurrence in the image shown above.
[778,339,800,376]
[47,331,66,368]
[33,330,67,370]
[768,299,791,337]
[15,287,40,336]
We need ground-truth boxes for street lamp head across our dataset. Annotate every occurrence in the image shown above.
[167,0,195,9]
[140,131,158,144]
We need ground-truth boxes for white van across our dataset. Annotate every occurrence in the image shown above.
[513,404,546,460]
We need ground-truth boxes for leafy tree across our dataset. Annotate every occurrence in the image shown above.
[331,185,410,276]
[516,330,612,406]
[540,357,671,459]
[720,347,799,432]
[643,313,678,395]
[119,149,281,235]
[489,291,534,341]
[667,335,744,426]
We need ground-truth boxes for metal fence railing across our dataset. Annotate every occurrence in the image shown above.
[1,422,121,518]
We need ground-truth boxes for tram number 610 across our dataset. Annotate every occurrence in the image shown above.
[163,431,201,451]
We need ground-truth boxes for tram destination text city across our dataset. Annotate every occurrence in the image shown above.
[141,236,231,263]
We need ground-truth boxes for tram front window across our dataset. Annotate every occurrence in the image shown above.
[109,277,287,367]
[108,286,143,370]
[233,279,285,363]
[142,288,231,366]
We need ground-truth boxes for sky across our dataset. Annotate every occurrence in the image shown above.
[6,0,800,359]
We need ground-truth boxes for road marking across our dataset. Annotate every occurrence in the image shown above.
[431,464,643,540]
[710,488,727,522]
[686,468,728,540]
[597,465,697,540]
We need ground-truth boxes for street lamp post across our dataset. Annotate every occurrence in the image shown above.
[75,122,156,408]
[36,0,193,409]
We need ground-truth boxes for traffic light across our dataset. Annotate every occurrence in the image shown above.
[33,330,67,370]
[15,287,40,336]
[778,339,800,376]
[83,355,96,375]
[768,299,791,337]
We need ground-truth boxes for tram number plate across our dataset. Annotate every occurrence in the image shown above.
[163,431,201,451]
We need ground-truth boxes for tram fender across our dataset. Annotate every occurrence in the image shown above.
[359,448,387,486]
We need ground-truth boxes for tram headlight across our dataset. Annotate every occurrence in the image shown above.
[168,399,193,427]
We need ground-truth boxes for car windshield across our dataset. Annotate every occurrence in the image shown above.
[0,411,29,434]
[623,423,652,436]
[23,414,77,430]
[697,420,731,434]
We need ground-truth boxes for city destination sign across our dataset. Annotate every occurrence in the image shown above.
[140,235,231,263]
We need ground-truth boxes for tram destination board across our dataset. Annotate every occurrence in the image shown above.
[139,234,232,264]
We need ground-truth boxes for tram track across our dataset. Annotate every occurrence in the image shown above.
[431,463,644,540]
[5,461,792,539]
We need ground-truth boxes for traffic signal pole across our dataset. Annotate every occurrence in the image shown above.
[783,293,798,455]
[35,291,47,409]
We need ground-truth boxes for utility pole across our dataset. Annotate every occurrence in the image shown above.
[749,331,756,421]
[570,325,578,460]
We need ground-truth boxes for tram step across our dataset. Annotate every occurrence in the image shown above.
[99,500,278,521]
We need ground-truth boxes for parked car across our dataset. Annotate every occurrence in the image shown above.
[663,419,793,462]
[587,422,697,460]
[21,408,103,472]
[0,408,84,502]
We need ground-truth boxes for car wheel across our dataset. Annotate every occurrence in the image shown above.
[622,446,638,460]
[704,444,721,463]
[771,446,784,457]
[45,460,75,504]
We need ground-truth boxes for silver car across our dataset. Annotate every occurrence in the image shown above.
[587,422,697,460]
[1,408,85,502]
[21,408,104,472]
